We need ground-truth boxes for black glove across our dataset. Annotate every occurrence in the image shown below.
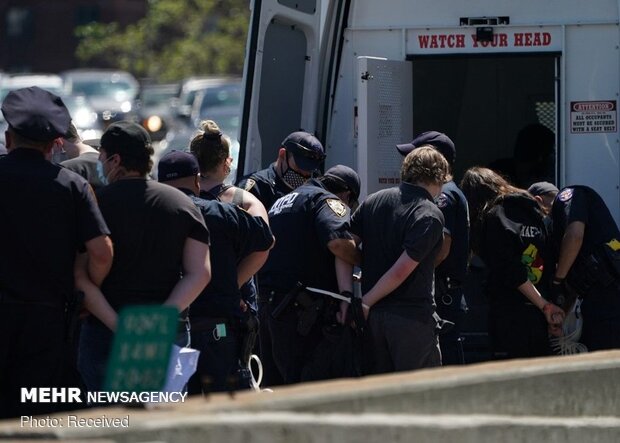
[550,278,567,306]
[550,277,577,312]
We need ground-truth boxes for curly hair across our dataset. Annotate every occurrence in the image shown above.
[401,145,451,185]
[189,120,230,173]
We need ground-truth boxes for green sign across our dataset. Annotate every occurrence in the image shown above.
[104,305,178,393]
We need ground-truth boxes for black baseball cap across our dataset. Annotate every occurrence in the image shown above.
[528,181,559,197]
[282,131,325,172]
[396,131,456,165]
[324,164,361,203]
[1,86,71,142]
[158,150,199,182]
[100,121,151,157]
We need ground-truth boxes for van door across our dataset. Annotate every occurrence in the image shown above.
[238,0,323,178]
[357,57,412,199]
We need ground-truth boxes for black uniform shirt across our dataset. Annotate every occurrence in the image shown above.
[96,179,210,311]
[435,180,470,284]
[237,163,291,210]
[351,183,444,317]
[481,193,548,305]
[0,148,110,302]
[259,178,352,293]
[182,190,274,319]
[551,186,620,262]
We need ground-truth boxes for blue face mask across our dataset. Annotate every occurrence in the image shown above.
[96,155,114,186]
[96,160,108,186]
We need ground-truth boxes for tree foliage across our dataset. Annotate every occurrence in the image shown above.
[75,0,250,82]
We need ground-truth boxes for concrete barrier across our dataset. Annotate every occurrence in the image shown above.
[1,351,619,442]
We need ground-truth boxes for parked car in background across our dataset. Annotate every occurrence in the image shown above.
[0,73,102,149]
[61,69,139,127]
[0,73,64,100]
[155,78,242,181]
[134,83,179,141]
[62,95,103,141]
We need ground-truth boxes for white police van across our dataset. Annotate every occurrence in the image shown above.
[238,0,620,222]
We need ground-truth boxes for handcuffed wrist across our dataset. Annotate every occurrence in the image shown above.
[552,276,565,285]
[362,303,370,310]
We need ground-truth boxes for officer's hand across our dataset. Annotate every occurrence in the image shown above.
[550,277,577,313]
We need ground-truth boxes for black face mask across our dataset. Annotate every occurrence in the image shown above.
[281,156,309,189]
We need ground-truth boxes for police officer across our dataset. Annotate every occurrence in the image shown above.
[396,131,470,365]
[0,87,113,418]
[550,185,620,351]
[158,151,274,393]
[259,165,360,384]
[238,130,326,210]
[237,130,326,386]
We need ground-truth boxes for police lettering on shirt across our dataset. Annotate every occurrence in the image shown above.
[269,193,299,216]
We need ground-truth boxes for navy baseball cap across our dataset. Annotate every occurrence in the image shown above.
[1,86,71,142]
[324,164,361,203]
[100,121,151,157]
[396,131,456,165]
[528,181,559,197]
[282,131,325,172]
[158,150,199,182]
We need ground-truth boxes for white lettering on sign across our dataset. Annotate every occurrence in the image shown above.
[570,101,617,134]
[413,30,557,52]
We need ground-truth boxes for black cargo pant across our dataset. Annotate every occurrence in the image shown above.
[0,301,65,419]
[580,283,620,351]
[435,278,466,365]
[260,288,324,385]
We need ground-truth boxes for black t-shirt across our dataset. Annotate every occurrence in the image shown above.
[551,186,620,262]
[61,151,104,190]
[96,179,210,311]
[259,179,352,293]
[237,163,291,210]
[183,191,273,319]
[435,180,470,284]
[350,183,444,317]
[0,148,110,302]
[481,193,549,305]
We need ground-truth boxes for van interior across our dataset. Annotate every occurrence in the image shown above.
[410,54,559,187]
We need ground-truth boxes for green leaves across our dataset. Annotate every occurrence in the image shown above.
[75,0,250,82]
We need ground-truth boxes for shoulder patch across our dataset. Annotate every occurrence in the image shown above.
[558,188,573,202]
[243,178,256,192]
[436,193,449,209]
[326,198,347,217]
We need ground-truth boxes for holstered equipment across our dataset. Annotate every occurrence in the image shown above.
[295,290,324,336]
[271,282,305,319]
[238,311,259,367]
